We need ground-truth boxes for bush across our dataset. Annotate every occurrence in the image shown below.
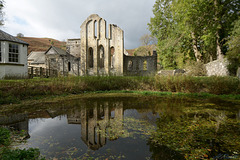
[184,61,206,76]
[0,147,43,160]
[0,127,11,146]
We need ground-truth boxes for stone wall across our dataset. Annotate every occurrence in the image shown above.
[123,51,157,76]
[67,39,81,57]
[79,14,124,76]
[205,58,230,76]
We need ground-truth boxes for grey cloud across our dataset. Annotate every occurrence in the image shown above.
[4,0,155,49]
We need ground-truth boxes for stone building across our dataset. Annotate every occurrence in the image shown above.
[45,46,80,76]
[0,30,28,79]
[69,14,157,76]
[28,51,46,68]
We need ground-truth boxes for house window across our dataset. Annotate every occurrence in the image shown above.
[9,43,19,62]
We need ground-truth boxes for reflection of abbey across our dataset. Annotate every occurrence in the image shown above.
[28,14,158,76]
[67,101,124,150]
[0,101,124,151]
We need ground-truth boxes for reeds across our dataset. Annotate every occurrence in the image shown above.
[0,76,239,105]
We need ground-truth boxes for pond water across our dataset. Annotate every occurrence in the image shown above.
[0,95,240,159]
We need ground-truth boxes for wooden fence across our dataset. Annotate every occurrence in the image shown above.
[28,67,68,78]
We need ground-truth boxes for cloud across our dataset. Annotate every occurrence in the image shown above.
[2,0,155,49]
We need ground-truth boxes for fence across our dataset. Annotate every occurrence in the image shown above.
[28,67,68,78]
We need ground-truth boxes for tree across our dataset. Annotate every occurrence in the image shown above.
[17,33,24,38]
[134,34,157,56]
[226,17,240,75]
[0,0,4,26]
[148,0,240,69]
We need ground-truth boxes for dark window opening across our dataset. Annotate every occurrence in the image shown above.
[68,62,71,71]
[89,47,94,68]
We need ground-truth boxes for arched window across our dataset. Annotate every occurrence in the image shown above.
[88,47,94,68]
[128,60,133,70]
[99,45,104,68]
[94,20,97,38]
[110,47,115,69]
[68,62,71,71]
[143,60,147,71]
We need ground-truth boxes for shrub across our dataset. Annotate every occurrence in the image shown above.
[0,127,11,146]
[0,147,43,160]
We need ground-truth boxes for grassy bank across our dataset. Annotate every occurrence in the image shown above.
[0,76,239,105]
[0,127,44,160]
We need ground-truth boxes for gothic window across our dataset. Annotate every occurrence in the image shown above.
[88,47,94,68]
[128,60,133,70]
[9,43,19,63]
[110,47,115,69]
[68,62,71,71]
[94,20,97,38]
[99,45,104,68]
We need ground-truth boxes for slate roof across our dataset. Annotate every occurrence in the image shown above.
[0,29,29,45]
[45,46,67,56]
[28,51,45,64]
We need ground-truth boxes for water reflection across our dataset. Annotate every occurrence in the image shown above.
[0,97,239,159]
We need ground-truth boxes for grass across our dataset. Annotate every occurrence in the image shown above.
[0,127,44,160]
[0,75,239,105]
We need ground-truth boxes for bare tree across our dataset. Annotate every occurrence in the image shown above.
[0,0,4,26]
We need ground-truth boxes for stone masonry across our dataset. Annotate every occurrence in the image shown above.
[79,14,124,76]
[205,58,230,76]
[67,14,158,76]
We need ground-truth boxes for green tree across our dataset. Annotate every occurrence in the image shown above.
[148,0,240,69]
[148,0,180,69]
[226,17,240,75]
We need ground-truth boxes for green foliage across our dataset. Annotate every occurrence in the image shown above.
[226,17,240,75]
[0,76,239,105]
[148,0,240,69]
[149,107,240,159]
[0,127,10,146]
[184,61,206,76]
[0,147,43,160]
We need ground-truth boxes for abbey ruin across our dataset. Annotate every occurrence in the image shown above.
[28,14,157,77]
[66,14,157,76]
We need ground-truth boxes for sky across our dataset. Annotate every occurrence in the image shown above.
[1,0,156,49]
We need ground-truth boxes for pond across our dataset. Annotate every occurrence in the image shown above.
[0,95,240,159]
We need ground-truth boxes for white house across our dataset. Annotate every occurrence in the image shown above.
[0,30,29,79]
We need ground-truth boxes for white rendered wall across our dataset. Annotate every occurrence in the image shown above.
[0,41,28,79]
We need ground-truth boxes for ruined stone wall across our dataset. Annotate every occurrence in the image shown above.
[45,48,80,76]
[80,14,124,76]
[67,39,81,57]
[205,58,230,76]
[123,51,157,76]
